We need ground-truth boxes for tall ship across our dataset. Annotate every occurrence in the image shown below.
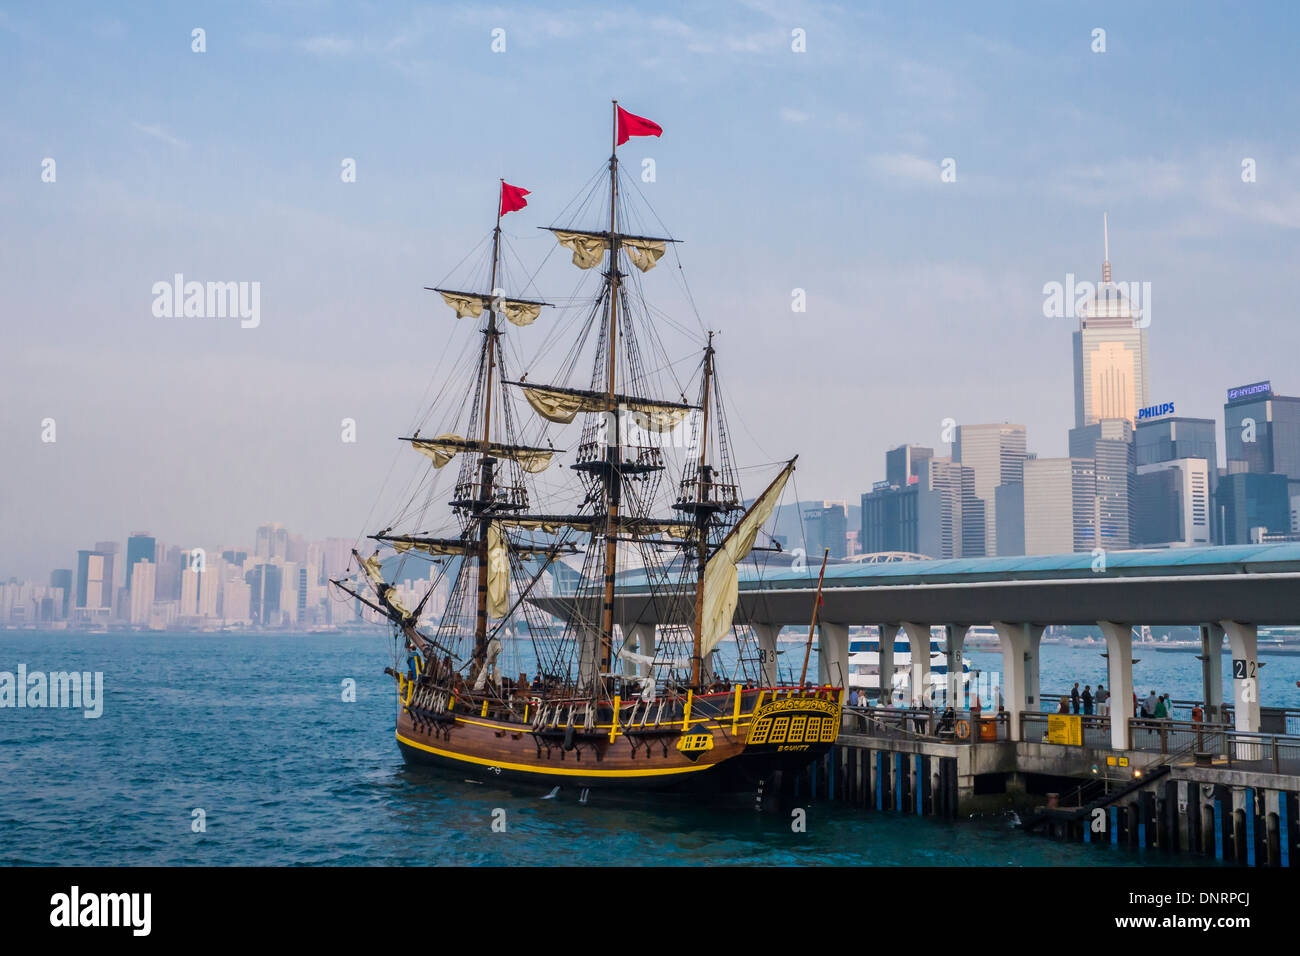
[335,103,842,793]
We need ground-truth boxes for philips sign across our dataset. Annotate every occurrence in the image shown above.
[1227,381,1272,402]
[1136,402,1175,421]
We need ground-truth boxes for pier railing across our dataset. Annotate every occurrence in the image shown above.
[1018,710,1300,775]
[845,706,1009,743]
[1020,711,1111,748]
[1129,718,1300,774]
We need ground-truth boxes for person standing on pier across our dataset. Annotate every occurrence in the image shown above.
[1096,683,1109,716]
[1081,685,1093,715]
[1070,682,1081,714]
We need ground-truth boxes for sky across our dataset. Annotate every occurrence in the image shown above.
[3,1,1300,579]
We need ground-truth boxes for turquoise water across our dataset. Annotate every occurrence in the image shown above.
[1,631,1285,866]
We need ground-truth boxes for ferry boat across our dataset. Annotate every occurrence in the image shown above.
[848,626,971,704]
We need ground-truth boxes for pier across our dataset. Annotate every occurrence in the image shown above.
[541,542,1300,863]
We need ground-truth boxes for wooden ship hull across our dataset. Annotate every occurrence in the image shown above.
[394,681,843,791]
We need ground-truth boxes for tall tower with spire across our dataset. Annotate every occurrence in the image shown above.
[1072,214,1150,428]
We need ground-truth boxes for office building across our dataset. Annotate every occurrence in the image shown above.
[1215,472,1290,545]
[861,481,922,555]
[1072,218,1149,428]
[1069,418,1134,549]
[75,549,114,614]
[247,563,283,625]
[885,445,933,488]
[1133,458,1211,547]
[803,501,848,559]
[953,424,1027,556]
[1223,381,1300,497]
[129,559,156,625]
[994,482,1025,556]
[921,457,983,558]
[49,569,72,619]
[125,533,156,592]
[1024,458,1097,554]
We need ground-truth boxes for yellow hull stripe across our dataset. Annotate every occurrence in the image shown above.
[395,731,715,778]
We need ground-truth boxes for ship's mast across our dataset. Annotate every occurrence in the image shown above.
[473,189,505,661]
[690,332,715,689]
[597,100,623,681]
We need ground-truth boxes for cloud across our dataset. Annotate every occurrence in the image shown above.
[131,122,188,149]
[779,107,811,124]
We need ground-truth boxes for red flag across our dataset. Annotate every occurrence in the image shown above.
[499,181,529,216]
[616,106,662,146]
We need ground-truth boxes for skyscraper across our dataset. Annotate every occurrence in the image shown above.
[861,482,922,555]
[952,423,1027,556]
[125,533,156,592]
[1215,472,1290,545]
[75,549,113,614]
[49,569,72,619]
[1024,458,1097,554]
[803,501,848,559]
[885,444,933,488]
[1133,459,1211,547]
[1223,381,1300,497]
[921,457,982,558]
[129,559,156,625]
[1072,217,1149,429]
[1069,418,1134,549]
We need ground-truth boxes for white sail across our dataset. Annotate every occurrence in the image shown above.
[697,459,795,658]
[486,521,510,619]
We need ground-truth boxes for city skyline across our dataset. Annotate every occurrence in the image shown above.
[6,2,1300,580]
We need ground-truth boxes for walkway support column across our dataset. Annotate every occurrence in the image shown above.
[992,621,1030,741]
[1218,620,1261,734]
[945,625,970,709]
[877,623,897,705]
[1200,623,1225,722]
[818,621,850,689]
[1023,624,1045,711]
[751,622,781,687]
[901,622,933,707]
[1099,621,1134,751]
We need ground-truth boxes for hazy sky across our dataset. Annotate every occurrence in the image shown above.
[3,1,1300,579]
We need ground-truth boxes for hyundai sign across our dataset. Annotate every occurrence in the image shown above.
[1136,402,1175,421]
[1227,381,1272,402]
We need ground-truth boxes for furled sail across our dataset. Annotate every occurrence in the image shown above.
[383,535,473,556]
[511,382,695,428]
[430,288,549,327]
[546,229,672,273]
[495,513,693,539]
[698,458,796,658]
[486,521,509,619]
[407,435,555,473]
[623,238,667,273]
[551,230,608,270]
[361,552,412,620]
[374,532,574,558]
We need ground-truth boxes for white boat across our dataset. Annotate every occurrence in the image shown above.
[848,626,971,705]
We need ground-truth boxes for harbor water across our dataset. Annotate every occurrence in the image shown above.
[3,631,1294,866]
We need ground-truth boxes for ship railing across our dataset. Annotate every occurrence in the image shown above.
[523,684,841,737]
